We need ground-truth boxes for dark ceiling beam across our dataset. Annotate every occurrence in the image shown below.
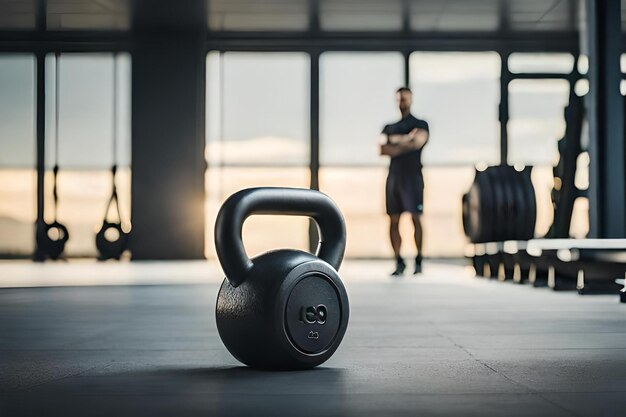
[205,31,581,53]
[0,32,131,52]
[0,23,605,54]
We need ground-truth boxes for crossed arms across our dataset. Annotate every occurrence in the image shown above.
[379,128,429,158]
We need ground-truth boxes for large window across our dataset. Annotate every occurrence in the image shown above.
[320,52,404,165]
[318,51,501,258]
[410,52,501,165]
[205,52,310,259]
[206,52,309,166]
[319,52,404,257]
[0,54,36,256]
[507,79,570,166]
[319,165,476,258]
[508,53,575,74]
[45,53,132,257]
[202,49,586,258]
[411,52,500,255]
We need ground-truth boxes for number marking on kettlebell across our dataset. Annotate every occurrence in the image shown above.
[308,331,320,339]
[301,305,328,325]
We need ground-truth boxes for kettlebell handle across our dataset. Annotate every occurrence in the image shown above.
[215,187,346,287]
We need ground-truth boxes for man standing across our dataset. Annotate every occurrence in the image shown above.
[379,87,429,276]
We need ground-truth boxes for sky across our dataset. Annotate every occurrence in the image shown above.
[1,51,572,170]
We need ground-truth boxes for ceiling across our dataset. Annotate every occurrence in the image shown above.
[0,0,590,33]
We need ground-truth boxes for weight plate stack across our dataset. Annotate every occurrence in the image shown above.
[493,166,519,241]
[501,166,520,240]
[463,165,537,244]
[503,166,524,240]
[492,167,510,240]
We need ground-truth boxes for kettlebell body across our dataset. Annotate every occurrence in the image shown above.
[214,187,349,370]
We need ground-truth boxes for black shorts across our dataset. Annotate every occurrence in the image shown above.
[385,173,424,215]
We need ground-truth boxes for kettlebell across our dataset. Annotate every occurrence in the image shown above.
[215,187,349,370]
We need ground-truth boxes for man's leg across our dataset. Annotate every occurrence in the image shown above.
[412,213,423,274]
[390,214,402,258]
[389,214,405,275]
[412,213,423,256]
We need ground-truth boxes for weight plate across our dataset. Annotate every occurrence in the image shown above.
[507,167,527,240]
[520,167,536,240]
[474,170,495,243]
[503,166,525,240]
[467,183,481,242]
[462,193,471,238]
[494,167,509,241]
[502,166,521,240]
[485,167,506,242]
[468,179,487,243]
[285,274,342,354]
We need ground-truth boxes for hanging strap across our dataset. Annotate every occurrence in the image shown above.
[52,52,61,222]
[111,52,118,170]
[104,53,122,224]
[102,165,122,222]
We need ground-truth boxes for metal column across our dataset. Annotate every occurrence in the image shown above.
[308,1,322,252]
[130,0,207,259]
[309,51,321,252]
[34,0,46,259]
[584,0,626,237]
[500,52,510,165]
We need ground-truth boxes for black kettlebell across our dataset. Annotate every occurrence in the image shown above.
[96,221,130,260]
[214,187,349,370]
[35,220,69,260]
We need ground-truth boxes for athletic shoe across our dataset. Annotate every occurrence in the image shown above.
[391,259,406,276]
[414,256,422,275]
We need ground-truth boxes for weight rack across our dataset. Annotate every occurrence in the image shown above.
[470,240,626,298]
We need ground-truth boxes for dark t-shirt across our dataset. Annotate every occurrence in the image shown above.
[382,114,429,176]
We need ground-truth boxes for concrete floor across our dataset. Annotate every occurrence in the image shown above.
[1,260,625,416]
